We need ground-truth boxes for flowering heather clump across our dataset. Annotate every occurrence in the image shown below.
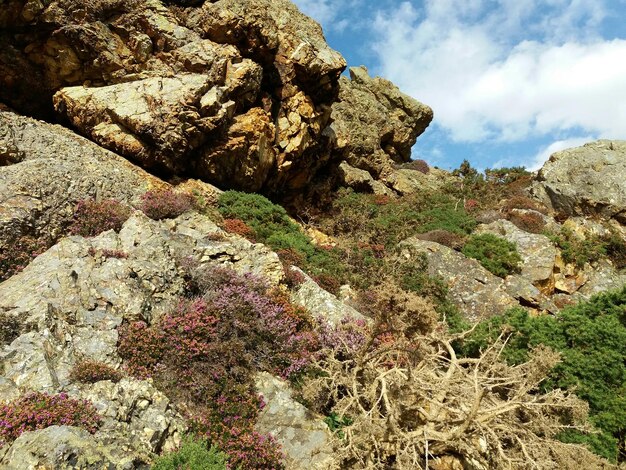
[69,199,131,237]
[140,189,193,220]
[0,235,49,282]
[0,392,102,445]
[118,267,319,468]
[317,317,370,357]
[193,389,284,469]
[222,219,255,240]
[69,360,123,383]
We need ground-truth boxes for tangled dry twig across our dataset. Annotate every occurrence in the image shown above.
[303,317,614,470]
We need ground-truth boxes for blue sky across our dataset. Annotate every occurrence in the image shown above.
[292,0,626,171]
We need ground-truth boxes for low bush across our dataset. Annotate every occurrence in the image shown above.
[140,189,194,220]
[456,286,626,462]
[69,198,131,237]
[0,392,101,446]
[152,435,227,470]
[547,228,606,268]
[507,210,546,234]
[222,218,255,240]
[69,360,123,383]
[0,235,50,282]
[400,159,429,174]
[462,233,522,277]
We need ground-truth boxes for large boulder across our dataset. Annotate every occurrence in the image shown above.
[532,140,626,224]
[398,238,518,322]
[0,425,138,469]
[0,108,166,245]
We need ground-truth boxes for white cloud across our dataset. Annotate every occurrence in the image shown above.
[370,0,626,152]
[528,136,594,171]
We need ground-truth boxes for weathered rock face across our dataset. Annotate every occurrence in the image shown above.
[330,66,433,179]
[290,267,366,326]
[0,425,139,469]
[0,210,283,463]
[398,238,518,322]
[532,140,626,224]
[0,108,165,248]
[0,0,355,194]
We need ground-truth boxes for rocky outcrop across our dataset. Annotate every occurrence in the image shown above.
[255,372,337,470]
[0,210,283,462]
[0,0,356,195]
[0,425,137,469]
[399,238,518,322]
[532,140,626,224]
[330,66,433,179]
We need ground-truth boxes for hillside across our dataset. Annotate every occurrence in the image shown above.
[0,1,625,469]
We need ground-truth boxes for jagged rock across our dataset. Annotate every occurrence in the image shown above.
[532,140,626,223]
[186,0,345,102]
[330,66,433,179]
[255,372,337,470]
[0,108,164,246]
[504,276,559,314]
[475,219,557,292]
[290,267,366,326]
[54,74,241,173]
[398,238,518,322]
[0,210,282,461]
[0,425,139,469]
[195,107,277,191]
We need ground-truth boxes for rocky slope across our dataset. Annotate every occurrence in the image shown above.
[0,0,625,469]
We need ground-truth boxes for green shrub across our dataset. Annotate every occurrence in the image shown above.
[461,233,521,277]
[547,228,606,268]
[152,435,227,470]
[69,360,122,384]
[457,287,626,462]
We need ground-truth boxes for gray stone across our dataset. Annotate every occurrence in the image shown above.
[330,66,433,180]
[255,372,337,470]
[290,267,366,326]
[0,426,140,469]
[475,219,557,288]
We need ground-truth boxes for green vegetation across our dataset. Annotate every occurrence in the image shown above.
[461,233,522,277]
[547,227,626,269]
[218,191,345,289]
[457,287,626,461]
[152,435,227,470]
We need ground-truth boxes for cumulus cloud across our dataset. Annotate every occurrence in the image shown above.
[370,0,626,149]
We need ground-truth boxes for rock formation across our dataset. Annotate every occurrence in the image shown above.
[532,140,626,223]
